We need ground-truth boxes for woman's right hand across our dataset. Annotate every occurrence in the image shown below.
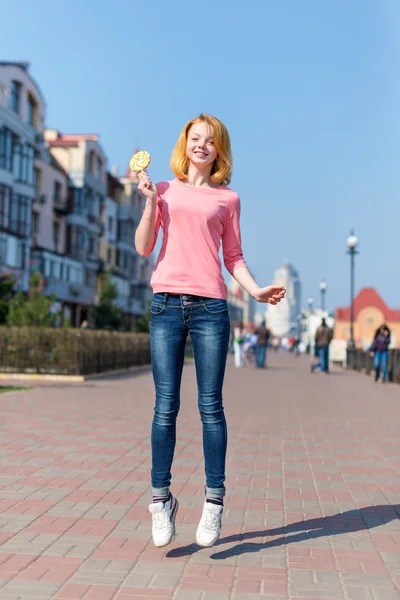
[138,171,157,203]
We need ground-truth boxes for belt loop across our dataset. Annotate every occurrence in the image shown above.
[163,293,169,305]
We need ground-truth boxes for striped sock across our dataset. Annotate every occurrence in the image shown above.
[206,497,223,506]
[152,492,170,504]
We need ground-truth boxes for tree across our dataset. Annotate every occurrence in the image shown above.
[0,274,15,324]
[94,275,124,331]
[136,306,150,333]
[7,273,59,327]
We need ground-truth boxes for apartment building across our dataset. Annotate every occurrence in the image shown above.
[99,171,153,329]
[0,60,152,328]
[0,61,43,291]
[43,130,107,325]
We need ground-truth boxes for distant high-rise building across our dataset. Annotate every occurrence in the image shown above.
[266,260,301,336]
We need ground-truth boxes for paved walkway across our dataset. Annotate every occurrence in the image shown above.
[0,353,399,600]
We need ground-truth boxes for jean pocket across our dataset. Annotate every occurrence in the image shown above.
[151,302,165,315]
[202,299,228,314]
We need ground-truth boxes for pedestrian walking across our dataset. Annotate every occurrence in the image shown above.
[314,318,333,373]
[233,321,246,368]
[134,113,286,549]
[255,321,270,368]
[246,326,258,365]
[370,325,391,383]
[272,336,280,352]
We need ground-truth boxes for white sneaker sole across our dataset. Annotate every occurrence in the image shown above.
[195,526,221,548]
[153,498,179,548]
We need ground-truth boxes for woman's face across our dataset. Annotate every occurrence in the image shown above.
[380,327,385,335]
[186,122,217,170]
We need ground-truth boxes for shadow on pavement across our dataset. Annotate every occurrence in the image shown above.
[166,504,400,559]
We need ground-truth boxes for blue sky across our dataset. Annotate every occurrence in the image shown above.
[2,0,399,313]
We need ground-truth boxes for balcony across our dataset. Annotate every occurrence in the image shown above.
[88,213,98,225]
[33,193,46,206]
[32,248,96,305]
[53,197,68,214]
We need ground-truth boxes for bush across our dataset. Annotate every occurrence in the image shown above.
[7,273,59,327]
[0,328,150,375]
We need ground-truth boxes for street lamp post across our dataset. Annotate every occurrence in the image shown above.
[297,313,302,339]
[319,280,327,312]
[307,297,313,355]
[346,230,359,348]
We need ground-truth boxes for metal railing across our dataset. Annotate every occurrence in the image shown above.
[347,348,400,384]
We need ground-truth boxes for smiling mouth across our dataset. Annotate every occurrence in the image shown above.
[194,151,208,157]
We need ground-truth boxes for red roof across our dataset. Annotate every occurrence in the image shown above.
[61,134,99,141]
[335,287,400,322]
[48,134,99,148]
[48,140,79,148]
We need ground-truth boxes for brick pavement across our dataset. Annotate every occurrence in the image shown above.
[0,353,398,599]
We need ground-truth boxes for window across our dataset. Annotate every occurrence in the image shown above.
[32,212,40,236]
[10,81,21,113]
[88,151,95,174]
[0,234,7,265]
[19,241,27,270]
[13,142,35,185]
[87,189,95,216]
[88,235,97,260]
[27,94,37,127]
[72,188,87,215]
[34,167,42,192]
[10,193,29,236]
[0,128,14,171]
[95,157,102,179]
[117,220,133,243]
[130,255,137,279]
[0,184,11,229]
[53,181,61,203]
[53,221,60,249]
[107,246,112,263]
[67,225,87,261]
[85,268,96,288]
[108,216,113,233]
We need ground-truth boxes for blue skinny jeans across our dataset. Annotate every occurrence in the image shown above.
[150,293,230,500]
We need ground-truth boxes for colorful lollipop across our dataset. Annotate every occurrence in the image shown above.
[129,150,151,173]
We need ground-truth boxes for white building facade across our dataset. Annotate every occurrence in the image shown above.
[0,61,46,291]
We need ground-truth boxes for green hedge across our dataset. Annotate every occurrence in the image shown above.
[0,328,151,375]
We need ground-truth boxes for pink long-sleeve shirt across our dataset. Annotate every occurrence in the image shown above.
[146,178,247,300]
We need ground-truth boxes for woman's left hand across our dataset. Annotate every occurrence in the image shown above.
[254,285,286,304]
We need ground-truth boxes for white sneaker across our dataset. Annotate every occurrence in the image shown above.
[196,501,223,547]
[149,494,179,547]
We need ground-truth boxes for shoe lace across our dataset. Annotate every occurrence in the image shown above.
[153,507,169,530]
[202,510,220,531]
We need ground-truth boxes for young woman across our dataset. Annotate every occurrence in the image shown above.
[135,114,285,548]
[370,325,391,382]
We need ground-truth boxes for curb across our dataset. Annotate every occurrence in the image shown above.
[0,364,151,383]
